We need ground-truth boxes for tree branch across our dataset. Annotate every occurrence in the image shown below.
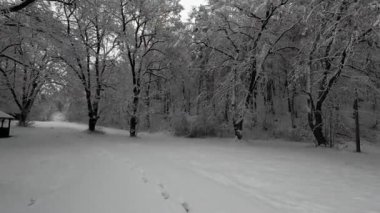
[1,0,74,14]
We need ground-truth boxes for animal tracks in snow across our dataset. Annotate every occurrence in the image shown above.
[122,157,190,212]
[181,201,190,213]
[158,183,170,200]
[95,148,191,212]
[142,176,149,183]
[27,199,36,207]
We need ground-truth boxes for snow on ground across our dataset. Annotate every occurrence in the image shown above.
[1,122,380,213]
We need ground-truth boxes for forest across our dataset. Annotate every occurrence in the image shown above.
[1,0,379,146]
[1,1,380,213]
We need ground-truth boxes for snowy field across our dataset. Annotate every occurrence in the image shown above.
[1,122,380,213]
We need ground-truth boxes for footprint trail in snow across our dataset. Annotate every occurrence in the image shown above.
[123,156,190,212]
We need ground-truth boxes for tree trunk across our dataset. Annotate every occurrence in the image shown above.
[89,117,97,132]
[265,79,275,115]
[313,127,327,146]
[164,92,170,118]
[308,105,327,146]
[354,90,361,153]
[130,115,137,137]
[130,86,140,137]
[233,118,243,140]
[372,92,378,129]
[287,82,297,128]
[145,74,152,129]
[18,110,29,127]
[289,97,296,128]
[224,93,230,122]
[232,67,243,140]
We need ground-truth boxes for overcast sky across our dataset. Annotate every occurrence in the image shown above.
[180,0,207,21]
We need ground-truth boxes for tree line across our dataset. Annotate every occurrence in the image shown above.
[1,0,379,145]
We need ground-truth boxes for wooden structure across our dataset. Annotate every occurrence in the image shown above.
[0,111,14,138]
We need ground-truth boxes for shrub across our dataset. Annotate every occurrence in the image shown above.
[172,112,228,138]
[172,112,191,137]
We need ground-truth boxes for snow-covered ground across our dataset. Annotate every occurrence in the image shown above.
[1,122,379,213]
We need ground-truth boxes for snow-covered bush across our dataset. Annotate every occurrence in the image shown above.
[187,113,217,138]
[172,112,191,137]
[171,112,230,138]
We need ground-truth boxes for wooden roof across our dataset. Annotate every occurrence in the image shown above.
[0,111,14,119]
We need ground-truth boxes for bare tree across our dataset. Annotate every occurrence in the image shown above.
[55,0,117,131]
[0,27,55,125]
[115,0,181,137]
